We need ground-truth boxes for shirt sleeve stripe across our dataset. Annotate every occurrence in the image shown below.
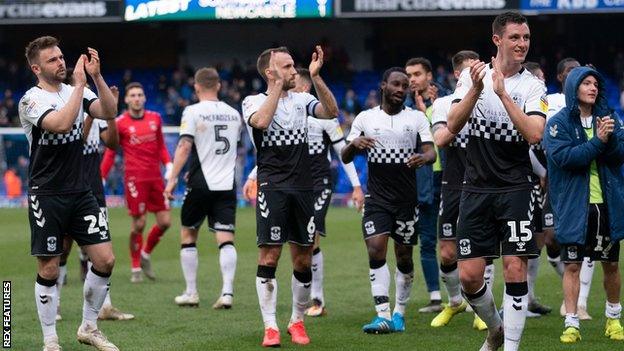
[527,111,547,119]
[307,101,320,117]
[331,137,345,145]
[37,109,55,128]
[83,98,97,115]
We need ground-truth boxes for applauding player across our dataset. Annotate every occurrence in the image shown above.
[242,46,338,347]
[19,36,119,351]
[447,12,548,351]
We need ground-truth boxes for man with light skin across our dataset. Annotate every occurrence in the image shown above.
[19,35,119,351]
[243,68,364,317]
[405,57,444,313]
[544,66,624,343]
[101,83,173,283]
[447,12,548,351]
[242,46,338,347]
[429,50,491,331]
[541,58,597,320]
[164,67,241,310]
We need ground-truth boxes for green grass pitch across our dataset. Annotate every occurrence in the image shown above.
[1,207,621,350]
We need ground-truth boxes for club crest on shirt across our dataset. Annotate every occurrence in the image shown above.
[459,239,471,256]
[364,221,376,235]
[295,104,305,117]
[567,246,578,260]
[47,236,57,252]
[403,125,415,136]
[149,120,157,131]
[510,93,522,106]
[442,223,453,237]
[270,226,281,241]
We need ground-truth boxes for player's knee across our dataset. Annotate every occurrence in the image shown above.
[366,245,385,261]
[564,262,581,275]
[293,254,311,271]
[503,259,525,282]
[440,242,457,264]
[459,270,483,292]
[38,262,60,281]
[133,218,147,232]
[395,250,413,270]
[259,248,281,267]
[95,254,115,273]
[158,219,171,231]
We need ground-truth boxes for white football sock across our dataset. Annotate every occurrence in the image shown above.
[527,257,539,302]
[503,283,528,351]
[463,283,501,332]
[440,264,463,306]
[484,263,495,290]
[547,255,565,278]
[394,268,414,315]
[256,276,278,329]
[290,271,312,324]
[35,278,57,342]
[370,263,391,319]
[81,268,110,329]
[565,313,580,329]
[219,243,237,296]
[578,257,594,308]
[311,249,325,305]
[180,246,198,295]
[606,301,622,319]
[56,263,67,311]
[103,292,112,307]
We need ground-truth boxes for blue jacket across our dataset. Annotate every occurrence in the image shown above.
[544,67,624,245]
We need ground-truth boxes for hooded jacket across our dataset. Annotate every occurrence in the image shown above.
[544,66,624,245]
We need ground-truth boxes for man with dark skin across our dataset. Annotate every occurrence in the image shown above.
[342,67,436,334]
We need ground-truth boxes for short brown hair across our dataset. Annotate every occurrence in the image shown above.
[25,36,59,65]
[492,12,527,35]
[194,67,220,90]
[125,82,144,95]
[257,46,291,81]
[405,57,432,73]
[296,68,311,85]
[452,50,479,71]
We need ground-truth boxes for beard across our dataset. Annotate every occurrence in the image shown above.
[282,79,296,91]
[41,68,66,84]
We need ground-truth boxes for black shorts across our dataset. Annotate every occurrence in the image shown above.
[181,187,236,233]
[561,203,620,263]
[29,191,111,256]
[256,189,315,246]
[313,188,332,236]
[93,190,106,208]
[438,188,461,240]
[532,185,554,233]
[362,198,419,246]
[457,190,539,260]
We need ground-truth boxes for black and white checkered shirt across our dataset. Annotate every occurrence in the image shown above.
[19,84,97,195]
[452,64,547,192]
[431,95,468,190]
[348,106,433,206]
[242,91,320,190]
